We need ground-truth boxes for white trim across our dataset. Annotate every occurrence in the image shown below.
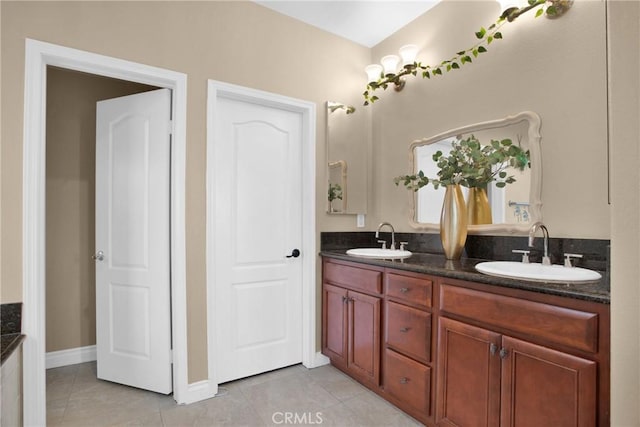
[46,345,97,369]
[22,39,195,426]
[312,352,331,368]
[206,80,318,388]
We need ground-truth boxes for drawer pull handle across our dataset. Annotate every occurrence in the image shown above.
[400,287,409,293]
[399,377,409,384]
[399,327,410,333]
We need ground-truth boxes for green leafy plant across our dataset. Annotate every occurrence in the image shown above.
[394,135,530,191]
[328,183,343,202]
[363,0,572,105]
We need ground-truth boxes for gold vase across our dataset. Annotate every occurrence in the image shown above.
[440,184,468,260]
[467,187,492,225]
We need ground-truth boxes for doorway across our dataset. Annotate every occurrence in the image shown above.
[22,40,199,427]
[44,66,159,369]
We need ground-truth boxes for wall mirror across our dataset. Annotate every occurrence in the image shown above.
[408,111,542,234]
[326,101,368,214]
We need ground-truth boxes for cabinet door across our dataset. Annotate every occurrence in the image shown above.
[436,317,501,427]
[322,283,348,367]
[500,336,596,427]
[348,290,381,386]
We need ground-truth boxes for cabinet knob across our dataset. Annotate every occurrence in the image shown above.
[499,348,509,359]
[399,327,410,333]
[399,377,409,384]
[400,287,409,293]
[490,343,498,356]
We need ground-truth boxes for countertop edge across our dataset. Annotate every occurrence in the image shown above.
[320,250,610,305]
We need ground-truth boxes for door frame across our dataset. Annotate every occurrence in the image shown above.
[22,39,198,427]
[206,80,328,387]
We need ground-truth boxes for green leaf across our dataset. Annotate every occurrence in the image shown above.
[475,27,486,39]
[499,171,507,178]
[457,50,466,56]
[535,7,544,17]
[494,32,503,39]
[423,71,431,79]
[478,46,487,53]
[496,182,506,188]
[434,68,443,75]
[446,64,452,72]
[472,49,479,58]
[451,62,460,69]
[487,36,494,44]
[546,5,558,16]
[463,55,472,63]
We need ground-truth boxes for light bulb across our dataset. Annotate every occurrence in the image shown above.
[399,45,419,66]
[380,55,400,76]
[365,64,383,83]
[497,0,521,11]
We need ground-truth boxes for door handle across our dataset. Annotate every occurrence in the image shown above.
[286,249,301,258]
[92,251,104,261]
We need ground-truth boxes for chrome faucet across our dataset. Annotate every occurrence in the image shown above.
[375,222,396,250]
[528,222,551,265]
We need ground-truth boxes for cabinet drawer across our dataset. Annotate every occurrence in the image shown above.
[386,273,432,309]
[386,301,431,363]
[384,348,431,416]
[440,284,599,353]
[324,261,382,294]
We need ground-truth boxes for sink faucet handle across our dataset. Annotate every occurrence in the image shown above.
[512,249,531,264]
[564,253,583,267]
[399,242,409,251]
[377,240,387,250]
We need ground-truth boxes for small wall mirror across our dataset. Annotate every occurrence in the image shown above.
[408,111,542,234]
[326,101,368,214]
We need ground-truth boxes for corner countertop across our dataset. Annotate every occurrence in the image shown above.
[1,333,25,365]
[320,250,610,304]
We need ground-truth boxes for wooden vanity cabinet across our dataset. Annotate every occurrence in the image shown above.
[322,259,382,387]
[436,280,608,427]
[321,257,610,427]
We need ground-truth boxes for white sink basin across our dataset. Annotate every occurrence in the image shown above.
[346,248,412,260]
[475,261,602,283]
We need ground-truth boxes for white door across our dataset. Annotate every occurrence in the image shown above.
[213,95,304,383]
[95,89,172,394]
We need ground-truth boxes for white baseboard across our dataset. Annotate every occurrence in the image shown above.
[305,352,330,369]
[177,379,218,405]
[46,345,96,369]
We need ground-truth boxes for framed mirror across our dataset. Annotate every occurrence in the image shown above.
[407,111,542,234]
[326,101,368,214]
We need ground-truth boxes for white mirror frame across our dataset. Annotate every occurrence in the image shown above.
[407,111,542,234]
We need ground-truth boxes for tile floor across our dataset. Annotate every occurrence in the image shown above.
[46,362,422,426]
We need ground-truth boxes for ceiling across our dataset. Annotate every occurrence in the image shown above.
[253,1,441,48]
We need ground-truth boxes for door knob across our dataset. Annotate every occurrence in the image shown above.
[92,251,104,261]
[286,249,301,258]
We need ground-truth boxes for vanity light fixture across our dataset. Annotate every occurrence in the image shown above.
[363,0,573,105]
[365,44,419,92]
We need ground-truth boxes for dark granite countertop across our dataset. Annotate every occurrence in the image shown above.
[1,333,25,365]
[320,250,610,304]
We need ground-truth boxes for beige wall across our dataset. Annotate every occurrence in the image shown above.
[45,67,156,352]
[367,0,609,239]
[609,0,640,425]
[0,1,370,381]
